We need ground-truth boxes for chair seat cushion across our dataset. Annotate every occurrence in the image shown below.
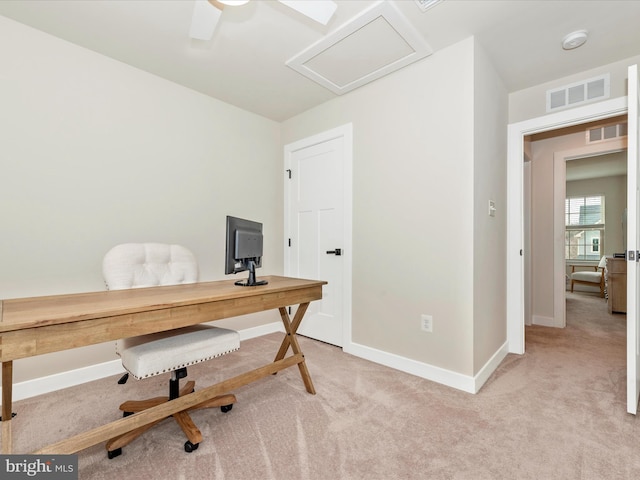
[117,325,240,379]
[572,271,602,283]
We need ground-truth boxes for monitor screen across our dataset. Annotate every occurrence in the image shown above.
[224,215,268,287]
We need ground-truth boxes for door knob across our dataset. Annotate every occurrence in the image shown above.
[326,248,342,256]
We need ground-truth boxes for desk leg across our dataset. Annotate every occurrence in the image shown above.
[2,361,13,453]
[275,304,316,395]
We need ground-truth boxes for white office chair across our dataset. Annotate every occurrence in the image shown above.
[570,255,607,297]
[102,243,239,458]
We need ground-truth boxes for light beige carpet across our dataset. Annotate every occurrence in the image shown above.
[5,291,640,479]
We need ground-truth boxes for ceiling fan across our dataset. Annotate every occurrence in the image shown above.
[189,0,338,40]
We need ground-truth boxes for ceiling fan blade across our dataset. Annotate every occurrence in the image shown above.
[278,0,337,26]
[190,0,223,40]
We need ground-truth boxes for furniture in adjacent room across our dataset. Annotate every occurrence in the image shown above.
[0,275,326,456]
[570,255,607,297]
[606,256,627,314]
[102,243,239,457]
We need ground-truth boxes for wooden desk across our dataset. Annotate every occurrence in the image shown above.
[0,275,326,455]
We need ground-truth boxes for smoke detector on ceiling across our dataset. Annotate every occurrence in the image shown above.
[562,30,588,50]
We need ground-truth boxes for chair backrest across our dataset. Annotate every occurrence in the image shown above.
[103,243,198,290]
[598,256,608,269]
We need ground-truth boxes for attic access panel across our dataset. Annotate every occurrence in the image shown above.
[286,1,432,95]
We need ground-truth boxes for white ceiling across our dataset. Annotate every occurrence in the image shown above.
[1,0,640,122]
[566,151,627,182]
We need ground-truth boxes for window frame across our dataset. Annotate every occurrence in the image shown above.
[565,194,605,263]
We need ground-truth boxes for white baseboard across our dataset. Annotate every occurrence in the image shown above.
[2,321,284,402]
[5,322,506,401]
[532,314,559,327]
[7,360,127,403]
[473,341,510,392]
[237,321,284,340]
[344,340,509,394]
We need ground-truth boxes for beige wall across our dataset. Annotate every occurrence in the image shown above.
[0,17,283,383]
[472,42,508,372]
[282,37,508,377]
[510,53,640,328]
[509,54,640,124]
[2,19,509,387]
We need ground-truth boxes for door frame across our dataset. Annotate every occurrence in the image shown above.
[507,97,628,355]
[552,141,627,329]
[283,123,353,349]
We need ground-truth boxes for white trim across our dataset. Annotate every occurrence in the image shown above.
[236,321,284,340]
[473,342,510,393]
[284,123,354,349]
[507,97,628,355]
[2,321,506,402]
[553,152,567,328]
[507,122,526,351]
[0,322,283,402]
[5,360,125,403]
[346,340,509,394]
[532,315,558,327]
[626,64,639,414]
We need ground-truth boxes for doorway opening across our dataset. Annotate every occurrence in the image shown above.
[509,65,640,415]
[506,96,627,355]
[524,116,628,329]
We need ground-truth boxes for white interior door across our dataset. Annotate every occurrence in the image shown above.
[627,63,640,415]
[284,125,352,347]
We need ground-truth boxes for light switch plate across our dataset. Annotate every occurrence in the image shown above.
[489,200,496,217]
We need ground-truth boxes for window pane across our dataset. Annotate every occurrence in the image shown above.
[585,230,601,259]
[565,228,602,260]
[565,195,604,226]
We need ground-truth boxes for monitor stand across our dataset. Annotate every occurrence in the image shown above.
[235,260,268,287]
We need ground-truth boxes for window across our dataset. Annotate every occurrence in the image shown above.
[565,195,605,261]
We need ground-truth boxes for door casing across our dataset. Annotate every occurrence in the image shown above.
[507,97,628,354]
[283,123,353,349]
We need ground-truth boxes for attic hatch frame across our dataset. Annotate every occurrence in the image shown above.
[286,1,432,95]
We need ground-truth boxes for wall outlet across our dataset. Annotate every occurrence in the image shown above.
[420,314,433,332]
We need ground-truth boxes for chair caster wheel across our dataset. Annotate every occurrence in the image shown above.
[184,441,199,453]
[107,448,122,459]
[221,404,233,413]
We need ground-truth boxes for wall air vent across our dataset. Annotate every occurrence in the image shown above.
[586,121,628,144]
[546,74,610,112]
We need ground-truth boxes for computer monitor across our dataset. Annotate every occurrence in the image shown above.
[224,215,268,287]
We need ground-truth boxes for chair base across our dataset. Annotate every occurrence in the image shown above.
[106,380,236,457]
[570,279,605,297]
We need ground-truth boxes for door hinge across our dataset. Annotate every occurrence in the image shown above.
[288,238,291,247]
[286,169,292,179]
